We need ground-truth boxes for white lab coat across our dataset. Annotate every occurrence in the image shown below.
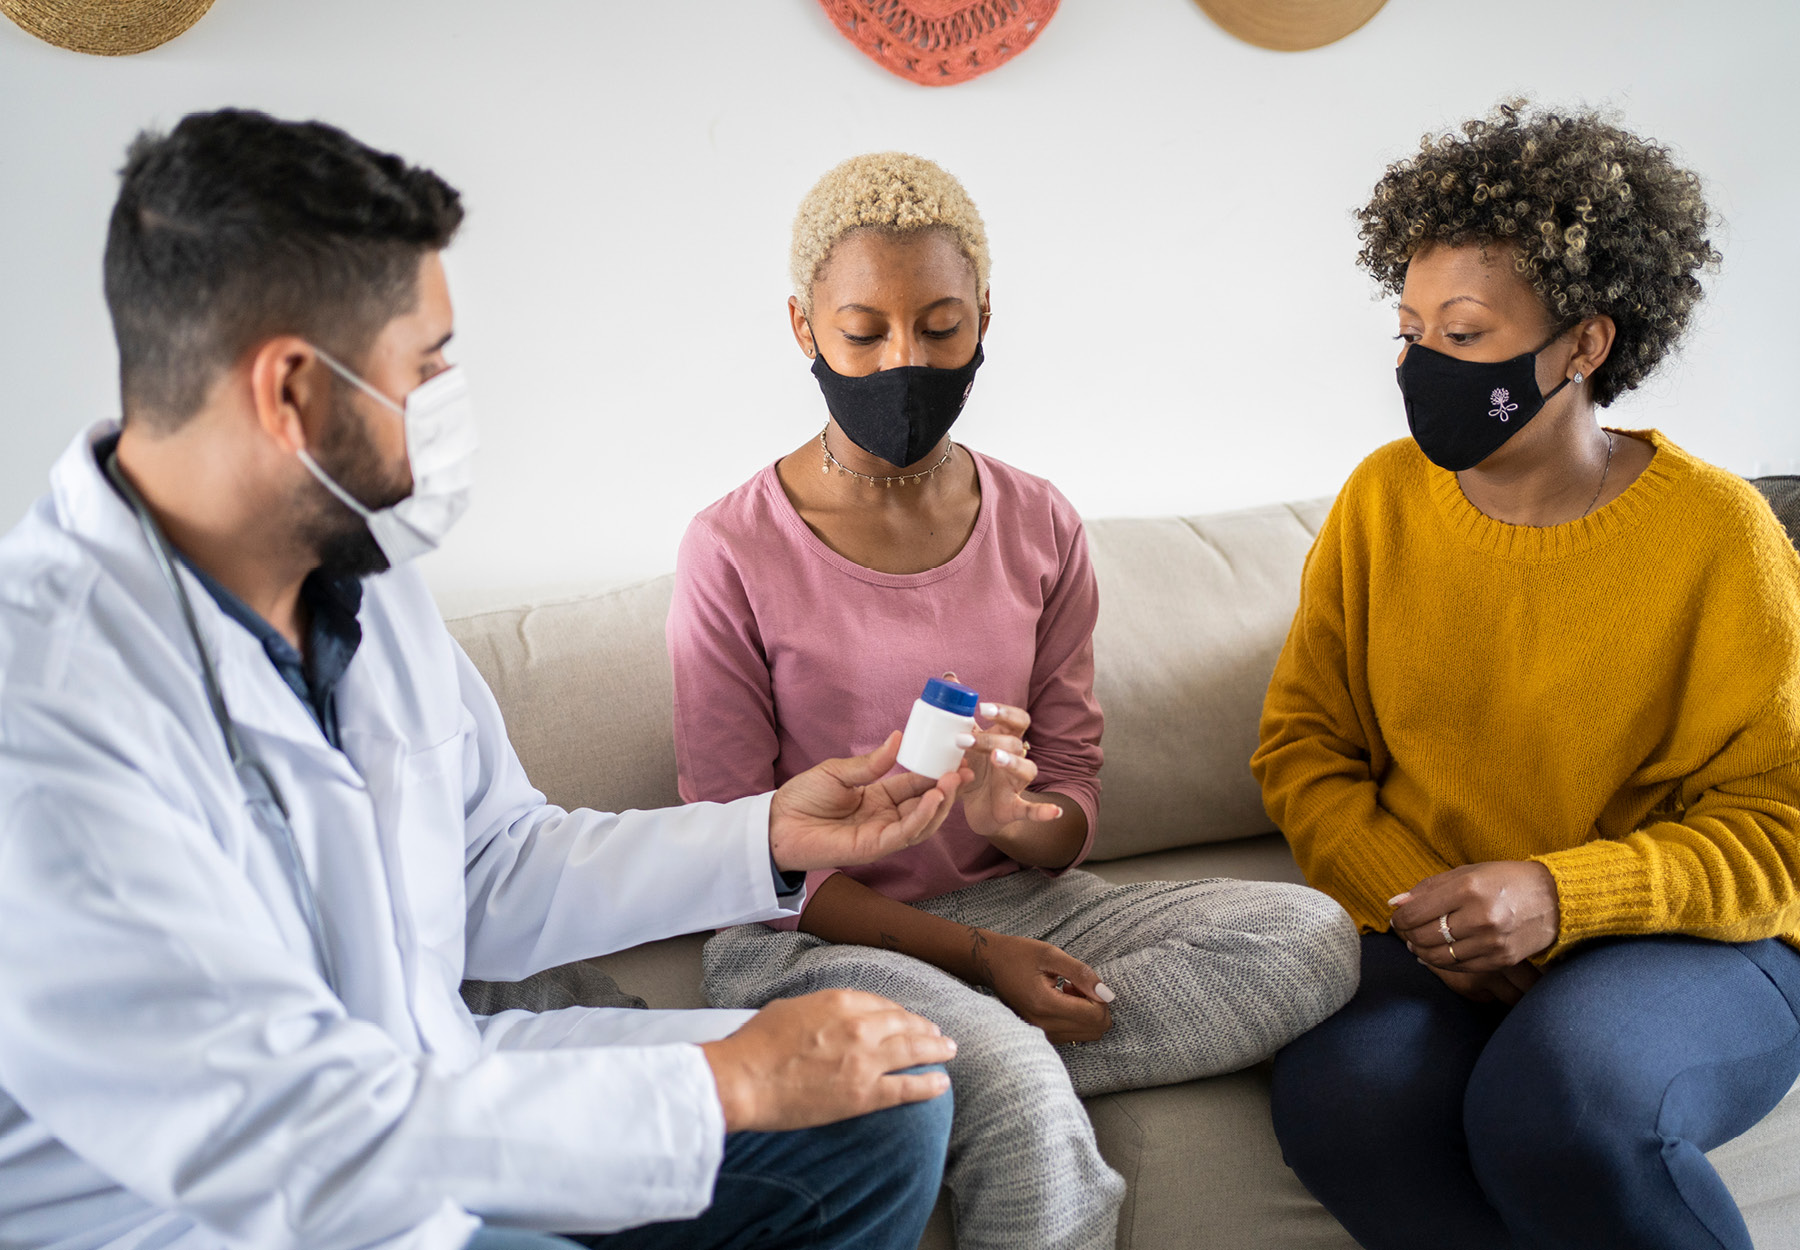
[0,425,799,1250]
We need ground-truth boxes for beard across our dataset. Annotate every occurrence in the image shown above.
[297,378,413,579]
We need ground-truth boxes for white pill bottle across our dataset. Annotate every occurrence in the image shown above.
[896,676,980,778]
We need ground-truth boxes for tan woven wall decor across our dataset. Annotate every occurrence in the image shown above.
[818,0,1061,87]
[1,0,217,56]
[1193,0,1387,52]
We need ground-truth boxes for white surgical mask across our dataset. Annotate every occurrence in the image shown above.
[298,347,478,567]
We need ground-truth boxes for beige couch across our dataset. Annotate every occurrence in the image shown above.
[446,498,1800,1249]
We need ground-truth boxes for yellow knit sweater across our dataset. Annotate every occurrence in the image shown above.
[1252,431,1800,961]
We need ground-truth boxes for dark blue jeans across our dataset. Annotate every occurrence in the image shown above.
[465,1075,951,1250]
[1270,933,1800,1250]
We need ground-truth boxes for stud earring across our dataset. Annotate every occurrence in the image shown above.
[1572,370,1585,385]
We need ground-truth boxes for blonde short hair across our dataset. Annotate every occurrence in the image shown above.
[790,152,990,314]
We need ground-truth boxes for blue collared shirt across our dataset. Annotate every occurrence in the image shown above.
[181,562,363,751]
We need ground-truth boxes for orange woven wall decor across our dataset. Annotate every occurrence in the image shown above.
[817,0,1061,87]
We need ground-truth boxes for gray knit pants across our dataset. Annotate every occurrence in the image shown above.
[702,869,1360,1250]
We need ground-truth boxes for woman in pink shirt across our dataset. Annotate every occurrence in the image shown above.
[669,153,1358,1250]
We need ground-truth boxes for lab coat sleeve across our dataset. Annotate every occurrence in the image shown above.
[0,690,730,1248]
[451,642,800,982]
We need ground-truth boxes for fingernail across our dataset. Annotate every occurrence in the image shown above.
[980,703,998,717]
[1388,893,1411,906]
[1094,983,1116,1004]
[1405,941,1415,952]
[945,1039,958,1054]
[994,750,1012,765]
[954,733,975,748]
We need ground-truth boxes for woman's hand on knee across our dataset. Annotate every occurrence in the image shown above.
[977,934,1114,1044]
[1426,961,1543,1006]
[1389,861,1561,971]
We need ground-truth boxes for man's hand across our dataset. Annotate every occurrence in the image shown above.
[956,703,1063,838]
[976,932,1115,1044]
[699,990,955,1133]
[1390,860,1561,972]
[769,731,970,872]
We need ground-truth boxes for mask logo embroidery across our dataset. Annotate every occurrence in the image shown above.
[1488,387,1519,422]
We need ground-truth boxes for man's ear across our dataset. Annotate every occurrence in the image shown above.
[247,336,329,455]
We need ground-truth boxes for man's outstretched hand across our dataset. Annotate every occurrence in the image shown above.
[769,730,970,872]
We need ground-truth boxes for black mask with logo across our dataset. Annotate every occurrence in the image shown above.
[1397,331,1575,472]
[810,335,984,469]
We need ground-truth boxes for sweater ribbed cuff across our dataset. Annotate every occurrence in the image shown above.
[1330,824,1454,934]
[1532,840,1658,962]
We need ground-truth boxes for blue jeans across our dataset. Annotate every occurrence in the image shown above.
[1269,933,1800,1250]
[464,1073,951,1250]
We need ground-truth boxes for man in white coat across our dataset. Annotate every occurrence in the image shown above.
[0,110,971,1250]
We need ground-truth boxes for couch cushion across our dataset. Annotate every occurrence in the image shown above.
[1082,831,1309,889]
[448,578,681,816]
[1713,1085,1800,1248]
[1087,1069,1357,1250]
[1083,502,1330,859]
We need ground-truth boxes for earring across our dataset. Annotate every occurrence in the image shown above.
[1572,370,1585,385]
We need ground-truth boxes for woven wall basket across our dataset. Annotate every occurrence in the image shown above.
[1,0,216,55]
[1193,0,1386,52]
[818,0,1060,87]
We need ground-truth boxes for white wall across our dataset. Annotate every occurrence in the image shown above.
[3,0,1795,614]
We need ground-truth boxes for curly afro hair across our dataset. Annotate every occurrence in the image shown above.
[1356,101,1720,408]
[790,152,989,315]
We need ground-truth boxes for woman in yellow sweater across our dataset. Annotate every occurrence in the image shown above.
[1253,102,1800,1250]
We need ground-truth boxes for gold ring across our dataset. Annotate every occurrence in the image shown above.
[1447,942,1458,963]
[1021,742,1031,757]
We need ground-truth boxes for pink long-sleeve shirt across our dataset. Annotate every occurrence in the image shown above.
[667,449,1104,927]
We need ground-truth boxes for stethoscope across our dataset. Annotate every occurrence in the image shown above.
[104,452,341,994]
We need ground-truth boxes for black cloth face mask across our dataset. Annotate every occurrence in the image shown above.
[1397,332,1574,472]
[810,335,984,469]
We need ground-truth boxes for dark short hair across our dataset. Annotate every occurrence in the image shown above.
[104,108,464,426]
[1355,100,1720,408]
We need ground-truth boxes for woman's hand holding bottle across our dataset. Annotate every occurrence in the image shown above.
[956,702,1063,837]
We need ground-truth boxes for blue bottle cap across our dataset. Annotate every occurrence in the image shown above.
[920,677,979,717]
